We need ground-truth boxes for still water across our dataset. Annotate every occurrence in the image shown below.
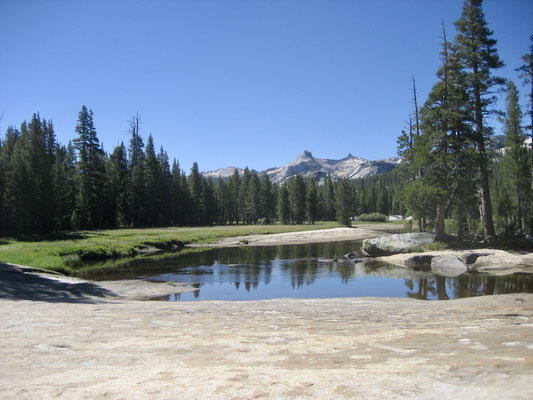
[85,241,533,301]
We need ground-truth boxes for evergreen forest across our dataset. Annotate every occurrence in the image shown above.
[0,0,532,240]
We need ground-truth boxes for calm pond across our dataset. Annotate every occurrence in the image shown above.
[85,241,533,301]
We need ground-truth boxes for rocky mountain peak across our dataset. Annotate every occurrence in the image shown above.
[296,150,314,160]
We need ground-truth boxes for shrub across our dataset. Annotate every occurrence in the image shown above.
[358,213,387,222]
[61,254,82,268]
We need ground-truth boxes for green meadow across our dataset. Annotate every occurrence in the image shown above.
[0,222,342,274]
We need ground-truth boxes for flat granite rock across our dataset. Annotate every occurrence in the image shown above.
[431,255,467,277]
[1,294,532,400]
[361,233,436,256]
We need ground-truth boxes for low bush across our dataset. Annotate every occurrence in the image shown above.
[358,213,387,222]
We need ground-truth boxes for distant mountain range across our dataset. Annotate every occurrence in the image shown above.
[202,134,525,184]
[203,150,402,184]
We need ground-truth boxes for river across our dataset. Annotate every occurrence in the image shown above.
[82,240,533,301]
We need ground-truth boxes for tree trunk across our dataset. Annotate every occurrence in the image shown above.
[456,202,465,241]
[516,178,522,230]
[479,167,495,237]
[436,201,446,241]
[473,76,496,238]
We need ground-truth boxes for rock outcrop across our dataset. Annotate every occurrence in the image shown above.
[361,233,435,257]
[431,255,468,277]
[461,252,493,265]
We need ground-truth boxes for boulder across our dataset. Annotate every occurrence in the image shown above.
[460,252,493,265]
[361,233,436,257]
[404,255,435,270]
[431,256,467,277]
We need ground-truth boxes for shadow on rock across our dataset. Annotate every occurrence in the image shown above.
[0,268,117,303]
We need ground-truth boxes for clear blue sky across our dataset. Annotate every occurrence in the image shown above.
[1,0,532,172]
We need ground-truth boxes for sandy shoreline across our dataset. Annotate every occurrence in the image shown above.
[196,224,404,247]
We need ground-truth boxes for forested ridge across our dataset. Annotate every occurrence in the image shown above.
[1,0,531,240]
[0,107,404,235]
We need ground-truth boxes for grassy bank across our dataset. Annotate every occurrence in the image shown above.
[0,222,342,274]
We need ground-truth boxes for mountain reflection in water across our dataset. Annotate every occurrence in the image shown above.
[84,241,533,302]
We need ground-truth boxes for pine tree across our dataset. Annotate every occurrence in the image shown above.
[158,146,172,226]
[238,168,251,223]
[417,24,474,239]
[306,179,318,224]
[288,175,306,224]
[180,169,190,225]
[335,179,355,227]
[215,177,229,224]
[188,162,203,225]
[228,169,241,224]
[202,177,217,225]
[108,143,129,226]
[144,134,161,226]
[1,116,57,233]
[516,35,533,233]
[0,127,19,233]
[277,184,290,224]
[245,171,261,223]
[128,113,146,226]
[453,0,505,237]
[10,123,34,233]
[502,81,531,230]
[376,186,389,216]
[54,142,77,229]
[170,159,184,225]
[323,174,336,221]
[261,174,275,224]
[29,115,55,232]
[73,106,105,229]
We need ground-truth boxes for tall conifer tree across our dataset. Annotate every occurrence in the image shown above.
[288,175,306,224]
[502,81,531,230]
[128,113,146,226]
[188,162,203,225]
[228,169,241,224]
[73,106,105,228]
[306,179,318,224]
[277,185,290,224]
[335,179,355,227]
[108,143,129,226]
[144,134,161,225]
[261,174,275,224]
[516,35,533,232]
[453,0,505,237]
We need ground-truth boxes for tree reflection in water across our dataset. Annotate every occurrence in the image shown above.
[82,240,533,301]
[404,274,533,300]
